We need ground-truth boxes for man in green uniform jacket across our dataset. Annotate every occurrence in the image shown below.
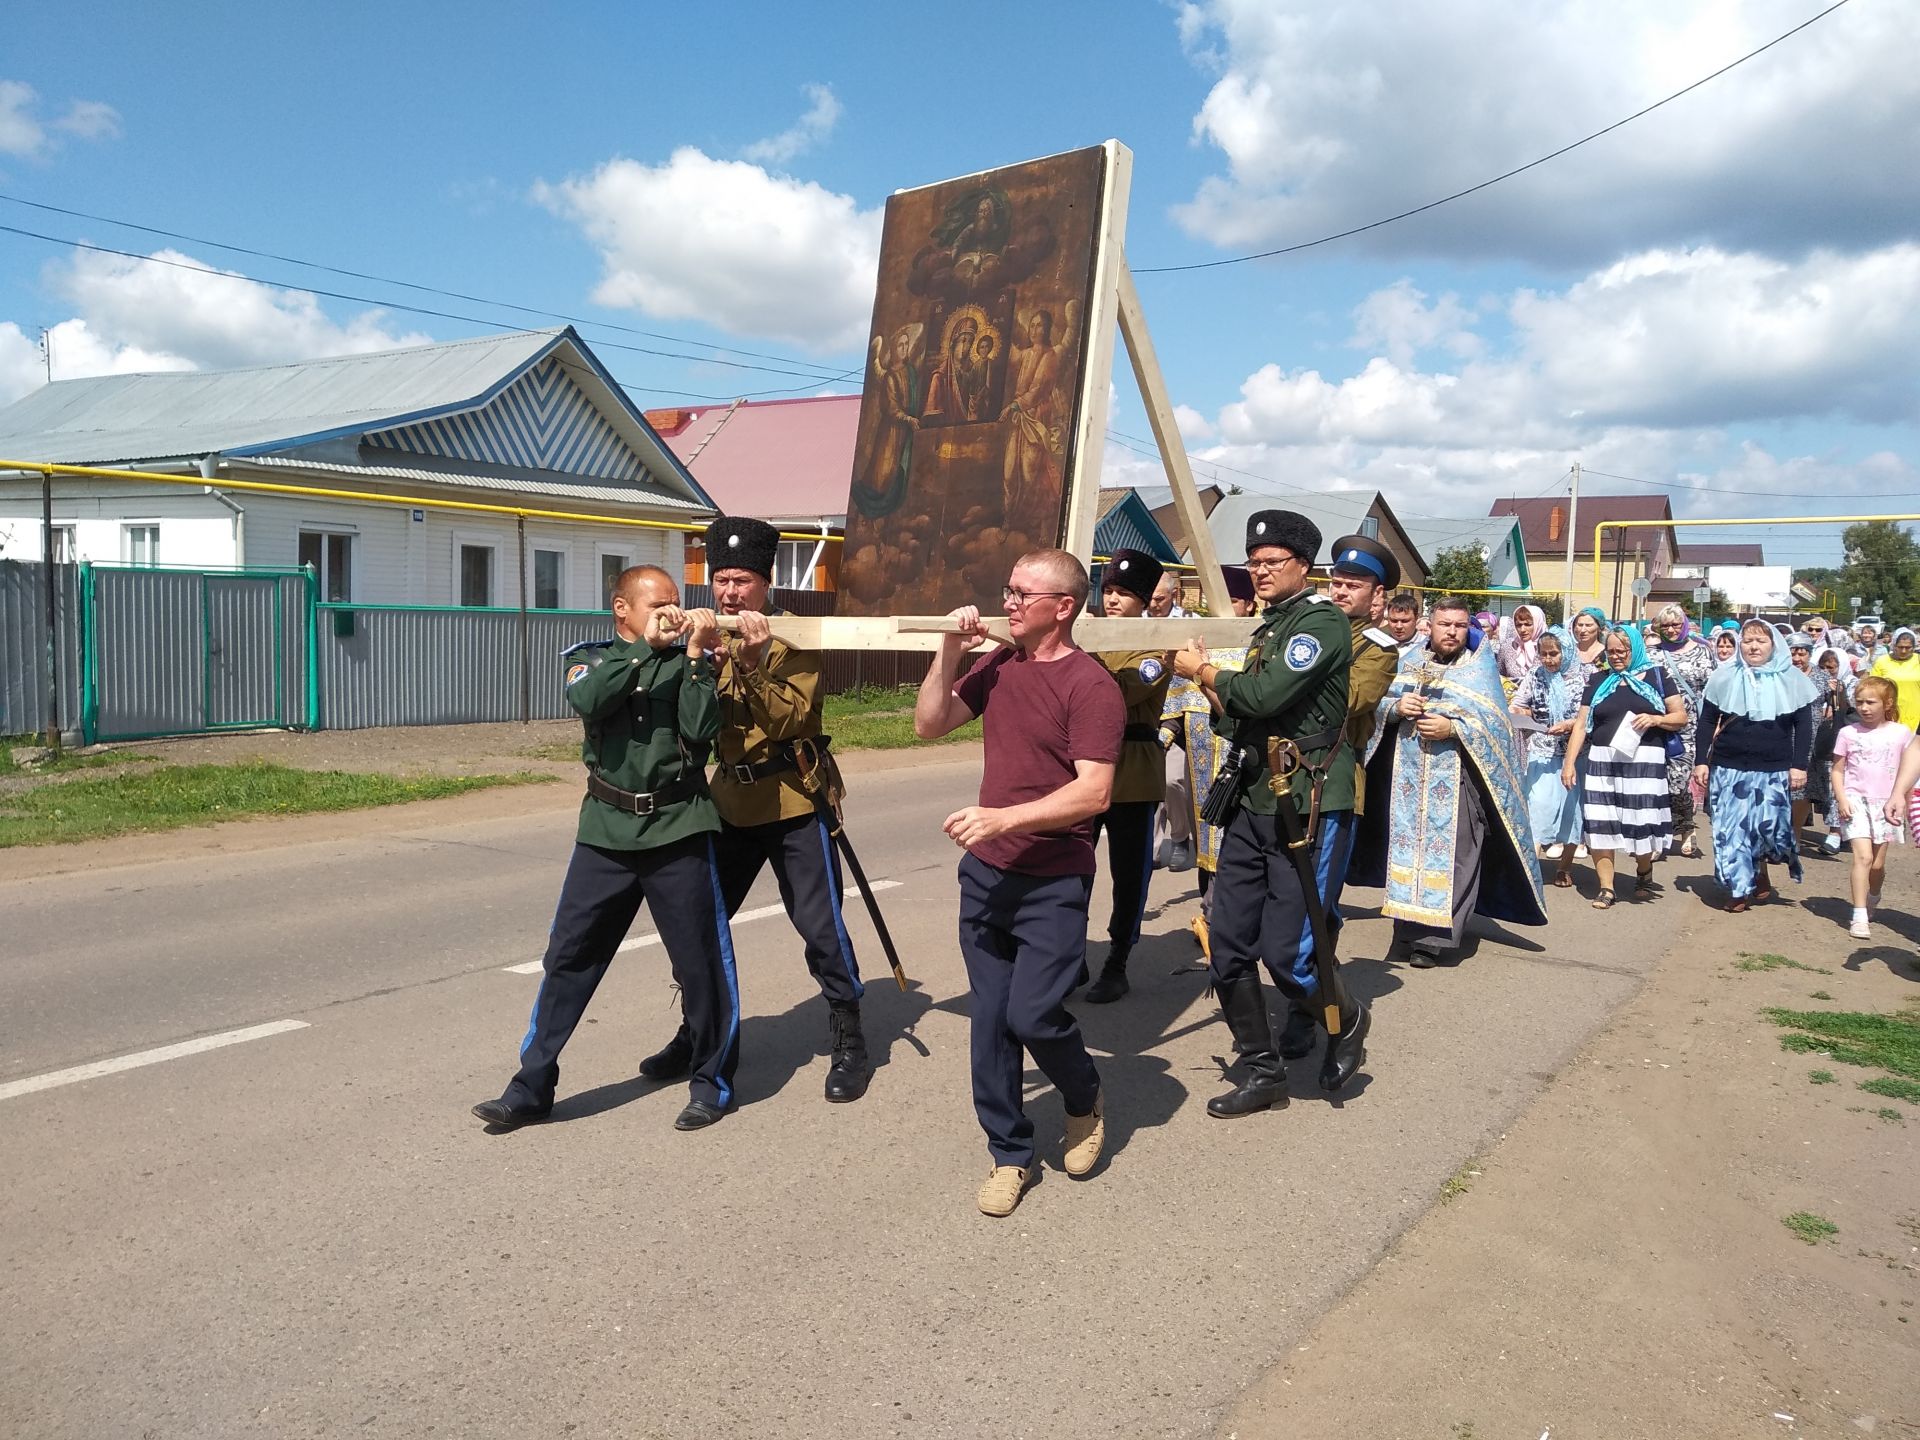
[1261,531,1402,1064]
[636,516,876,1103]
[472,565,742,1133]
[1085,548,1173,1004]
[1173,509,1370,1114]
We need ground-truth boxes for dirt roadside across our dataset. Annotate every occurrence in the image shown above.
[1220,870,1919,1439]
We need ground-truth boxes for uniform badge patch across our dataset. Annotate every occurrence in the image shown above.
[566,663,590,686]
[1285,634,1322,671]
[1139,657,1165,683]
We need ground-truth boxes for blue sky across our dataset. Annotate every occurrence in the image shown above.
[4,0,1916,570]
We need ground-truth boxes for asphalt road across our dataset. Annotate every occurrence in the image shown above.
[1,754,1701,1439]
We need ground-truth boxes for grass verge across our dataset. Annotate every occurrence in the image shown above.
[1766,1005,1920,1080]
[1735,952,1830,975]
[1859,1075,1920,1104]
[0,762,554,846]
[1782,1211,1838,1245]
[825,687,981,750]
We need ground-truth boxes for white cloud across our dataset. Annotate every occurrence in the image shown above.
[0,80,121,158]
[1349,279,1480,366]
[1173,403,1215,441]
[48,247,432,373]
[1172,1,1920,265]
[742,83,842,165]
[0,247,433,405]
[1180,239,1920,537]
[1216,242,1920,463]
[54,98,121,141]
[536,148,882,353]
[0,322,44,401]
[1512,244,1920,427]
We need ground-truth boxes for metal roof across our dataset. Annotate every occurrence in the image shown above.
[236,456,708,512]
[647,394,860,522]
[0,327,713,511]
[1399,515,1532,587]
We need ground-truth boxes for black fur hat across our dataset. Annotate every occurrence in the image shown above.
[1102,548,1164,605]
[1244,509,1321,565]
[705,515,780,581]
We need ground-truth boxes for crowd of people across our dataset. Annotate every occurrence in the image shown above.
[467,508,1913,1219]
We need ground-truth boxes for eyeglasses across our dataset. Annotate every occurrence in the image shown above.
[1244,554,1300,574]
[1001,587,1070,607]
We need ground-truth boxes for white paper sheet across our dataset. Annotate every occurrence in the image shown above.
[1602,712,1644,758]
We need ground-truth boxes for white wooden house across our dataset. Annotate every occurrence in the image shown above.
[0,328,715,608]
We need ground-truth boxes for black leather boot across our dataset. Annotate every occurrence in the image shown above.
[1319,990,1371,1092]
[824,1003,871,1103]
[1206,977,1288,1118]
[1085,945,1130,1004]
[638,1024,693,1081]
[1277,997,1319,1059]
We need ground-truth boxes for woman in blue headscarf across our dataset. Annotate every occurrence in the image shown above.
[1570,606,1608,689]
[1510,624,1583,885]
[1561,624,1687,906]
[1694,618,1820,911]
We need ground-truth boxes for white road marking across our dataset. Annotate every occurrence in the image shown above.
[0,1020,311,1103]
[500,880,903,974]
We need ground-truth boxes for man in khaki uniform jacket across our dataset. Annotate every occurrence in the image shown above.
[1084,548,1173,1004]
[636,516,874,1103]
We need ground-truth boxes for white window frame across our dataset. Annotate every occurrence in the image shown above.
[454,535,499,607]
[122,523,160,566]
[50,525,76,563]
[298,527,357,603]
[772,538,815,591]
[594,544,633,605]
[531,546,567,611]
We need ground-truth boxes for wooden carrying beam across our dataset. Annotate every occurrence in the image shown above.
[714,613,1257,653]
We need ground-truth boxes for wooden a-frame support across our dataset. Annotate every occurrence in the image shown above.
[742,139,1252,653]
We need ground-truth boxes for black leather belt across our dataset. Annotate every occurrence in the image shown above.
[723,735,832,786]
[585,772,700,816]
[1123,723,1161,743]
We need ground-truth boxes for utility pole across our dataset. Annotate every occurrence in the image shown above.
[1562,461,1580,610]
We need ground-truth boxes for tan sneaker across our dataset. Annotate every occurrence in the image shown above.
[977,1164,1031,1217]
[1063,1091,1105,1177]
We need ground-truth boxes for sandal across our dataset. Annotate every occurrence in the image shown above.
[1751,885,1774,905]
[1678,838,1697,859]
[1591,889,1616,909]
[1634,871,1656,897]
[1726,895,1750,914]
[1552,871,1574,888]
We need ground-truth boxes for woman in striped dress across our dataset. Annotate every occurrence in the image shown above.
[1561,626,1687,906]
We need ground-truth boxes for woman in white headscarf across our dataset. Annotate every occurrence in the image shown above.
[1495,604,1547,682]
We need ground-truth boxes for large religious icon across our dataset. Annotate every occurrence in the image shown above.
[838,145,1114,616]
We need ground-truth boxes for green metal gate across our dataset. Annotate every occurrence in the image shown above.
[79,563,318,743]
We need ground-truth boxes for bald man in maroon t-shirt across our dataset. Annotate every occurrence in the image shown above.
[915,548,1124,1217]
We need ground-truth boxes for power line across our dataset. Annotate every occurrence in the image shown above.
[0,190,855,374]
[0,223,854,386]
[1134,0,1854,275]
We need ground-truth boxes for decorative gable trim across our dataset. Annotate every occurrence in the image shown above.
[364,356,646,482]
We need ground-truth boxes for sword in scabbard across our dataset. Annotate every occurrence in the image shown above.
[792,739,909,991]
[1268,754,1344,1032]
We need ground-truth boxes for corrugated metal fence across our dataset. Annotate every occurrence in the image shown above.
[318,606,614,729]
[2,562,929,741]
[0,561,80,738]
[90,567,310,739]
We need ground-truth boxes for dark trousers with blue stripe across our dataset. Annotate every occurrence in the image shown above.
[1209,806,1347,1004]
[714,813,863,1006]
[957,854,1101,1168]
[1092,800,1156,949]
[508,837,739,1111]
[1264,809,1355,996]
